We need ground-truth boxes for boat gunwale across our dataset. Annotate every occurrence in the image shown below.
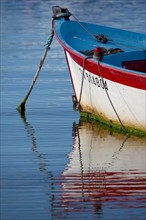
[54,19,146,76]
[54,26,146,90]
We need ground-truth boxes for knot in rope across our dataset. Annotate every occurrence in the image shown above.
[44,30,54,49]
[95,34,108,44]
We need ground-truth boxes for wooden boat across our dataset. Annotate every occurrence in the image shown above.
[52,6,146,135]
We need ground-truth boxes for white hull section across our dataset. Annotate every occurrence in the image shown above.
[66,51,146,131]
[63,122,146,175]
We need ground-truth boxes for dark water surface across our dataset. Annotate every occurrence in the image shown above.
[1,0,146,219]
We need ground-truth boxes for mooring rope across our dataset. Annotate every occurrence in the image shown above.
[76,52,127,133]
[112,81,145,130]
[75,46,127,132]
[17,18,55,113]
[97,61,128,133]
[76,56,93,110]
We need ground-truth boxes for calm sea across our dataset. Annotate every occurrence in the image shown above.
[1,0,146,219]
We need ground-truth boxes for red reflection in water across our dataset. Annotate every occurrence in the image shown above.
[60,171,146,203]
[50,170,146,219]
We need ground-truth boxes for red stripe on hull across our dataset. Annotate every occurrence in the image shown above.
[69,52,146,90]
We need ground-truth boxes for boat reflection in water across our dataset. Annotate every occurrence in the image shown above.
[20,112,146,218]
[60,121,146,217]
